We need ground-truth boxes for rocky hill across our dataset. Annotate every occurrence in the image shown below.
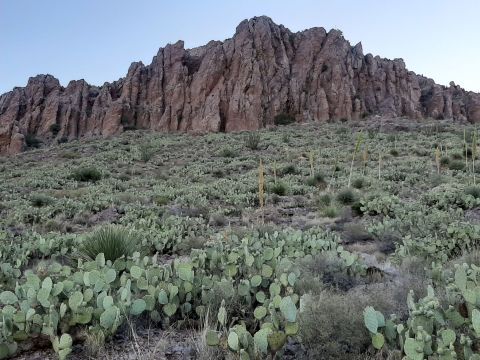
[1,16,479,154]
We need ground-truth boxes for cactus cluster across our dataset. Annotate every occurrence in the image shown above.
[0,228,363,359]
[365,264,480,360]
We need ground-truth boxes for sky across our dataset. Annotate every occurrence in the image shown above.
[1,0,479,94]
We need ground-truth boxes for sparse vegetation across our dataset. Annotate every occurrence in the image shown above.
[1,120,480,359]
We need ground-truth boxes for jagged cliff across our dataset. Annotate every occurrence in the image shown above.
[1,16,480,154]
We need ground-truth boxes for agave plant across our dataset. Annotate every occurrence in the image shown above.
[81,226,137,262]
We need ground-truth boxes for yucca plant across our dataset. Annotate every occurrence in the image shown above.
[473,130,477,185]
[258,159,265,223]
[245,132,261,150]
[81,226,137,262]
[348,132,363,187]
[435,146,441,174]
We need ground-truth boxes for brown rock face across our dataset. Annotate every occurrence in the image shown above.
[1,16,479,154]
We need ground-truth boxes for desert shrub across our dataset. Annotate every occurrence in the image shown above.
[30,193,54,207]
[281,164,297,176]
[352,177,366,189]
[49,123,61,135]
[219,147,237,158]
[81,226,137,262]
[299,291,371,358]
[70,166,102,182]
[465,185,480,199]
[439,156,450,166]
[209,213,227,226]
[316,193,331,207]
[139,144,155,162]
[152,194,169,206]
[60,151,79,159]
[244,132,260,150]
[211,169,225,178]
[25,134,42,148]
[274,113,295,126]
[336,188,356,205]
[448,160,465,171]
[342,224,373,244]
[306,173,326,187]
[451,152,463,160]
[387,134,396,142]
[270,182,287,196]
[323,206,338,218]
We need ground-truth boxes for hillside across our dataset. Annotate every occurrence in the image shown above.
[1,16,480,155]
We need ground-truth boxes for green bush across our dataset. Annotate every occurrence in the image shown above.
[316,193,331,207]
[270,182,287,196]
[244,132,261,150]
[336,189,356,205]
[139,144,155,162]
[448,160,465,171]
[281,164,297,176]
[70,166,102,182]
[30,193,54,207]
[439,156,450,166]
[81,226,137,262]
[465,186,480,199]
[306,173,326,187]
[49,123,61,135]
[25,134,42,148]
[389,149,399,157]
[274,113,295,126]
[219,147,237,158]
[352,177,366,189]
[323,206,338,218]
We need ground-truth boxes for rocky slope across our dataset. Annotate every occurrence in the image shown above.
[1,16,480,154]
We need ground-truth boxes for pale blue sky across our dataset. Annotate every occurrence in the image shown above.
[1,0,479,94]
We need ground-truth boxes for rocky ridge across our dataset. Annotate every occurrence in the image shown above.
[1,16,480,154]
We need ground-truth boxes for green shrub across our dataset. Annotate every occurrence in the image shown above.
[274,113,295,126]
[336,189,356,205]
[352,177,366,189]
[306,173,326,187]
[60,151,79,159]
[465,186,480,199]
[81,226,137,262]
[451,152,463,160]
[70,166,102,182]
[49,123,61,135]
[439,156,450,166]
[281,164,297,176]
[316,193,331,207]
[25,134,42,148]
[270,182,287,196]
[244,132,261,150]
[389,149,399,157]
[139,144,155,162]
[448,160,465,171]
[219,147,237,158]
[323,206,338,218]
[30,193,54,207]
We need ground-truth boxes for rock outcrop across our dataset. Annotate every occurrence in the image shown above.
[1,16,479,154]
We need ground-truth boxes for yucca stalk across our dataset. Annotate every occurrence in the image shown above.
[472,131,477,185]
[465,128,468,170]
[273,160,277,185]
[435,146,441,174]
[258,159,265,223]
[362,145,368,175]
[309,151,314,177]
[378,153,382,180]
[348,132,363,187]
